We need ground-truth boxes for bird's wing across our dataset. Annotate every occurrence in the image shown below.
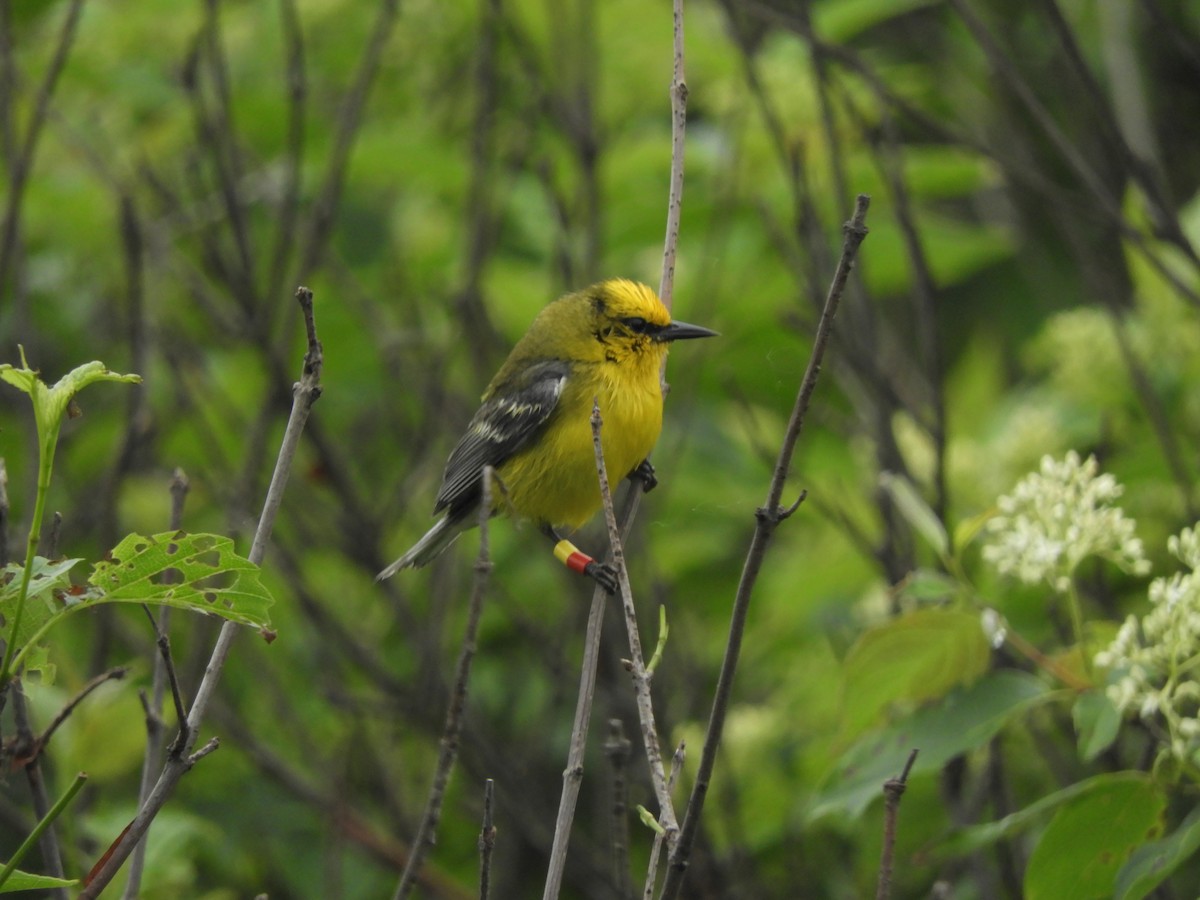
[433,359,569,517]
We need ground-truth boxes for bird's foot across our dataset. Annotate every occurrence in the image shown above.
[584,560,619,595]
[632,458,658,493]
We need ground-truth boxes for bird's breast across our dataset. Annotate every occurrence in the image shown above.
[496,354,666,528]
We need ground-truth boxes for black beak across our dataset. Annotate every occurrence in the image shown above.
[655,319,719,342]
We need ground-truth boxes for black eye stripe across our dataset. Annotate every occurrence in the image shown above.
[621,316,653,334]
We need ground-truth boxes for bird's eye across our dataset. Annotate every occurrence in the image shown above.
[621,316,650,334]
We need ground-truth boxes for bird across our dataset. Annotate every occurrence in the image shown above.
[377,278,716,592]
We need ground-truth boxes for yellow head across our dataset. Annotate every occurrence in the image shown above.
[503,279,717,371]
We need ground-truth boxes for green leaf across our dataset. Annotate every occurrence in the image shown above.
[89,531,273,627]
[879,472,949,559]
[0,352,141,454]
[1026,775,1165,900]
[0,870,80,892]
[0,558,82,675]
[927,772,1147,862]
[1073,689,1121,762]
[1115,804,1200,900]
[841,607,990,738]
[4,534,273,676]
[810,670,1051,821]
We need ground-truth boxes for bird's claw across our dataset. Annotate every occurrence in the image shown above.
[585,561,619,595]
[633,459,658,493]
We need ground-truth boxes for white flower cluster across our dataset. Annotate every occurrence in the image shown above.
[1096,526,1200,760]
[982,451,1150,593]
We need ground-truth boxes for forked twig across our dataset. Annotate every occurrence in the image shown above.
[659,196,871,899]
[591,403,678,842]
[79,287,324,897]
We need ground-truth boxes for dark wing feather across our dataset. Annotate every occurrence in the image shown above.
[433,360,568,518]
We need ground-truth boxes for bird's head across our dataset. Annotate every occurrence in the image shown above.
[581,279,717,362]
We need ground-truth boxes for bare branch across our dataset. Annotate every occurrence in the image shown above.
[591,403,678,844]
[660,197,871,899]
[79,287,324,897]
[876,748,919,900]
[478,779,496,900]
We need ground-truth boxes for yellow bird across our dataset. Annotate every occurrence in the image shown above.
[377,279,716,591]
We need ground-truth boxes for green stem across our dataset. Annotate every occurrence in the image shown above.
[0,771,87,889]
[1064,579,1092,680]
[0,439,56,688]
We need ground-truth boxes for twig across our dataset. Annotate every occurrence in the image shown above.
[643,740,685,899]
[33,667,129,755]
[479,778,496,900]
[46,512,62,559]
[546,3,688,892]
[591,403,678,843]
[124,469,190,900]
[542,486,643,900]
[298,0,399,276]
[873,107,946,524]
[78,287,323,898]
[876,748,919,900]
[266,0,307,303]
[393,467,495,899]
[660,196,871,899]
[9,682,66,900]
[604,719,633,899]
[658,0,687,312]
[0,0,85,292]
[0,772,86,892]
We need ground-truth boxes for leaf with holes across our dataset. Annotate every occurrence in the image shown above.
[88,531,274,627]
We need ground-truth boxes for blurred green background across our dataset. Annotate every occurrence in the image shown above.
[3,0,1200,897]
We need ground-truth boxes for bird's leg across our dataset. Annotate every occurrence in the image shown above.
[630,457,657,493]
[541,525,618,595]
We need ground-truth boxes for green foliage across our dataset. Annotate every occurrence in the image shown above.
[1115,804,1200,900]
[1025,775,1165,900]
[839,607,990,738]
[5,0,1200,895]
[812,671,1051,821]
[0,871,79,893]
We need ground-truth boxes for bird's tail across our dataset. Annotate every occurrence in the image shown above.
[376,516,465,581]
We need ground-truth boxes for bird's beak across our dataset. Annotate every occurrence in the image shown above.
[655,320,719,342]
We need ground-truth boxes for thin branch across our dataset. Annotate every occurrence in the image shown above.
[0,0,85,292]
[542,486,643,900]
[591,403,678,843]
[540,593,607,900]
[125,469,190,899]
[33,667,130,755]
[658,0,687,312]
[266,0,307,304]
[10,682,66,900]
[78,287,324,898]
[478,778,496,900]
[547,3,688,892]
[876,749,919,900]
[297,0,400,277]
[393,467,495,899]
[604,719,633,900]
[660,196,871,899]
[643,740,685,899]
